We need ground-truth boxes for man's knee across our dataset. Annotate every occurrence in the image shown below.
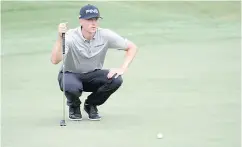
[110,76,123,89]
[58,72,83,92]
[64,82,83,92]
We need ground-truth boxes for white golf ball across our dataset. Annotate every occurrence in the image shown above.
[157,133,163,139]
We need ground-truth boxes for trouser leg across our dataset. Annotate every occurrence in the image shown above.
[58,72,83,107]
[81,70,123,106]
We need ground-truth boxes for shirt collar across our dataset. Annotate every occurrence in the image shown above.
[78,26,97,42]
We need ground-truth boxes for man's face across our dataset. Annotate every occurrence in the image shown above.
[80,17,99,33]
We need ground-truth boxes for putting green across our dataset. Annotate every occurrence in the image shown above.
[1,1,240,147]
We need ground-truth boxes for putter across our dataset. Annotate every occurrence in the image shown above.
[60,33,66,127]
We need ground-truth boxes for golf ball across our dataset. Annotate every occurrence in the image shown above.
[157,133,163,139]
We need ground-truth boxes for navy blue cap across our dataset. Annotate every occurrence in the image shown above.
[79,4,102,19]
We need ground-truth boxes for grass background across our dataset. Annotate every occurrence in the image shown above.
[1,1,241,147]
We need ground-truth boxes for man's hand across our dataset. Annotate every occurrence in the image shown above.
[50,22,69,64]
[107,68,126,79]
[58,22,68,37]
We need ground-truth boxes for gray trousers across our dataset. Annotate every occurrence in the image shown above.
[57,69,123,107]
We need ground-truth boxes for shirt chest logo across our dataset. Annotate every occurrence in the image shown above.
[94,43,104,48]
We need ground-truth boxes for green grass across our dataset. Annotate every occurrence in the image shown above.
[1,1,241,147]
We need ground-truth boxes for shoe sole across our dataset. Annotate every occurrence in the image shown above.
[88,117,101,121]
[69,117,82,121]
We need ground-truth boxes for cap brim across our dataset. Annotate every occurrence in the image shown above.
[79,14,103,19]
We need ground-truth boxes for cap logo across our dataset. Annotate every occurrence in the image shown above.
[85,9,98,14]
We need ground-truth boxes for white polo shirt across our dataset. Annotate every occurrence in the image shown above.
[61,27,128,73]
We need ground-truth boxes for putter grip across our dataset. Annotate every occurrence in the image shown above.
[62,33,65,54]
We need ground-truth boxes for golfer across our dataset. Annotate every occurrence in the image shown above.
[51,4,137,121]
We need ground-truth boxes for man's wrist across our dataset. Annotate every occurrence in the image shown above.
[120,66,128,71]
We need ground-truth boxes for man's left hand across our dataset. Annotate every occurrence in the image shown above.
[107,68,126,79]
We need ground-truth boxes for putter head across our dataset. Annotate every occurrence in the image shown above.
[60,120,66,126]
